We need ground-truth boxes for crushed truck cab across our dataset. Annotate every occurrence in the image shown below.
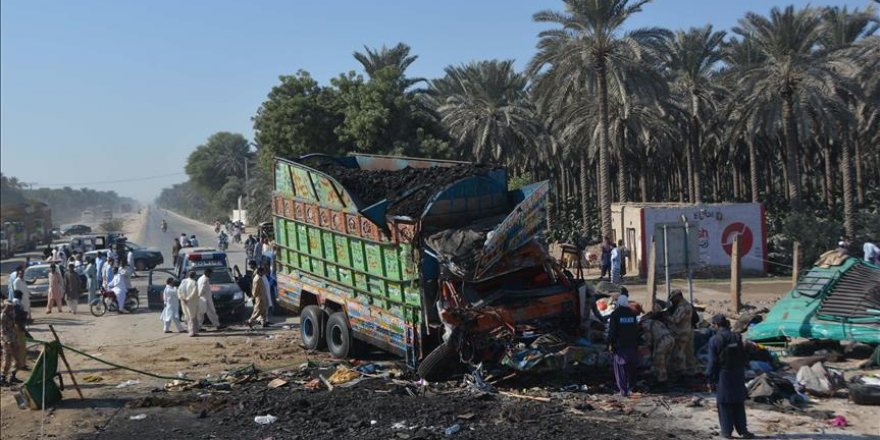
[272,154,582,373]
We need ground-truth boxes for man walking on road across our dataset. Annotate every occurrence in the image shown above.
[707,314,754,439]
[46,263,64,314]
[197,269,224,331]
[247,267,269,328]
[179,271,200,336]
[64,263,81,314]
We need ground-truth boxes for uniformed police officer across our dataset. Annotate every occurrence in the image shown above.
[706,314,754,439]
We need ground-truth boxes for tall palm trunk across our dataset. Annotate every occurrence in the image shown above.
[596,62,613,239]
[748,139,759,202]
[579,154,589,238]
[685,142,694,202]
[617,128,628,203]
[854,140,864,206]
[640,159,648,202]
[841,130,855,238]
[822,142,834,211]
[690,95,702,203]
[781,95,802,211]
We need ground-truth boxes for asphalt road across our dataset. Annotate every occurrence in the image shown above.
[139,206,248,273]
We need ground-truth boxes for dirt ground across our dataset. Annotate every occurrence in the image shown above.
[1,208,878,439]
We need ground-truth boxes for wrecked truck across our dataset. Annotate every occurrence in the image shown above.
[271,154,583,378]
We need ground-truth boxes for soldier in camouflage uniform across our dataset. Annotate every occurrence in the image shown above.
[665,290,697,376]
[641,317,674,383]
[1,301,24,385]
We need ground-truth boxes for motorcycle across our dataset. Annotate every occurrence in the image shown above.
[160,220,167,233]
[90,287,139,316]
[218,234,229,251]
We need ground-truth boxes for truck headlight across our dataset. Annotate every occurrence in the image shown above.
[232,291,244,301]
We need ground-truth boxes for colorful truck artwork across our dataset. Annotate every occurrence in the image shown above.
[272,154,583,377]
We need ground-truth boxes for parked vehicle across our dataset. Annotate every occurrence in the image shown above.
[147,250,246,321]
[123,241,164,271]
[272,154,582,377]
[68,235,107,254]
[22,262,88,302]
[61,224,92,236]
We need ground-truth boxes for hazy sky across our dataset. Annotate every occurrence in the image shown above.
[1,0,870,202]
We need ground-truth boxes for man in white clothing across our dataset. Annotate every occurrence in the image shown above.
[11,267,30,316]
[107,267,128,313]
[864,238,880,265]
[197,269,224,330]
[126,249,135,276]
[178,271,200,336]
[7,266,21,301]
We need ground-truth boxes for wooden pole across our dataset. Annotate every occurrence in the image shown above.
[792,241,801,288]
[730,234,742,313]
[647,238,658,311]
[48,325,84,400]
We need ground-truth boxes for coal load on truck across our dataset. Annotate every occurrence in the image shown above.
[315,163,491,217]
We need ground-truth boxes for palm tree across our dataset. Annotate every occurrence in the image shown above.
[732,6,850,212]
[529,0,669,239]
[353,43,424,88]
[430,60,539,163]
[819,6,878,236]
[662,25,726,203]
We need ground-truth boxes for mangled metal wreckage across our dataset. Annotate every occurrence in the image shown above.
[271,154,586,379]
[748,257,880,344]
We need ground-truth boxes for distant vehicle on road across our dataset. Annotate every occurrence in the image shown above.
[62,224,92,236]
[69,235,108,254]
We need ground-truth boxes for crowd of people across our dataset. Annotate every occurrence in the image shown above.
[604,288,755,439]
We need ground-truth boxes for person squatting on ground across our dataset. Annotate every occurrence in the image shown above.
[197,269,224,331]
[46,263,64,314]
[665,289,697,376]
[178,271,200,336]
[607,293,640,397]
[247,267,270,328]
[706,314,754,439]
[160,277,184,333]
[64,263,81,314]
[640,315,674,384]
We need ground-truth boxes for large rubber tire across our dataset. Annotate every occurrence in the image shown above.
[135,260,146,271]
[90,299,107,317]
[325,312,351,359]
[125,296,139,313]
[300,305,325,351]
[849,383,880,405]
[417,342,459,382]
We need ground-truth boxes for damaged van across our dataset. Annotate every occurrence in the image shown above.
[271,154,584,378]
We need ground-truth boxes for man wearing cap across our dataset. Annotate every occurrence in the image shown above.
[707,314,754,439]
[665,289,697,376]
[607,293,640,397]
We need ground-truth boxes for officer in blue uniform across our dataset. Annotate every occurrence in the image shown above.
[706,314,754,439]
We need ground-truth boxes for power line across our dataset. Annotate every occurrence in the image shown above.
[32,172,187,188]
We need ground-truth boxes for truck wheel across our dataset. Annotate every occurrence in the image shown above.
[300,305,325,351]
[325,312,351,359]
[417,342,459,381]
[135,260,146,271]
